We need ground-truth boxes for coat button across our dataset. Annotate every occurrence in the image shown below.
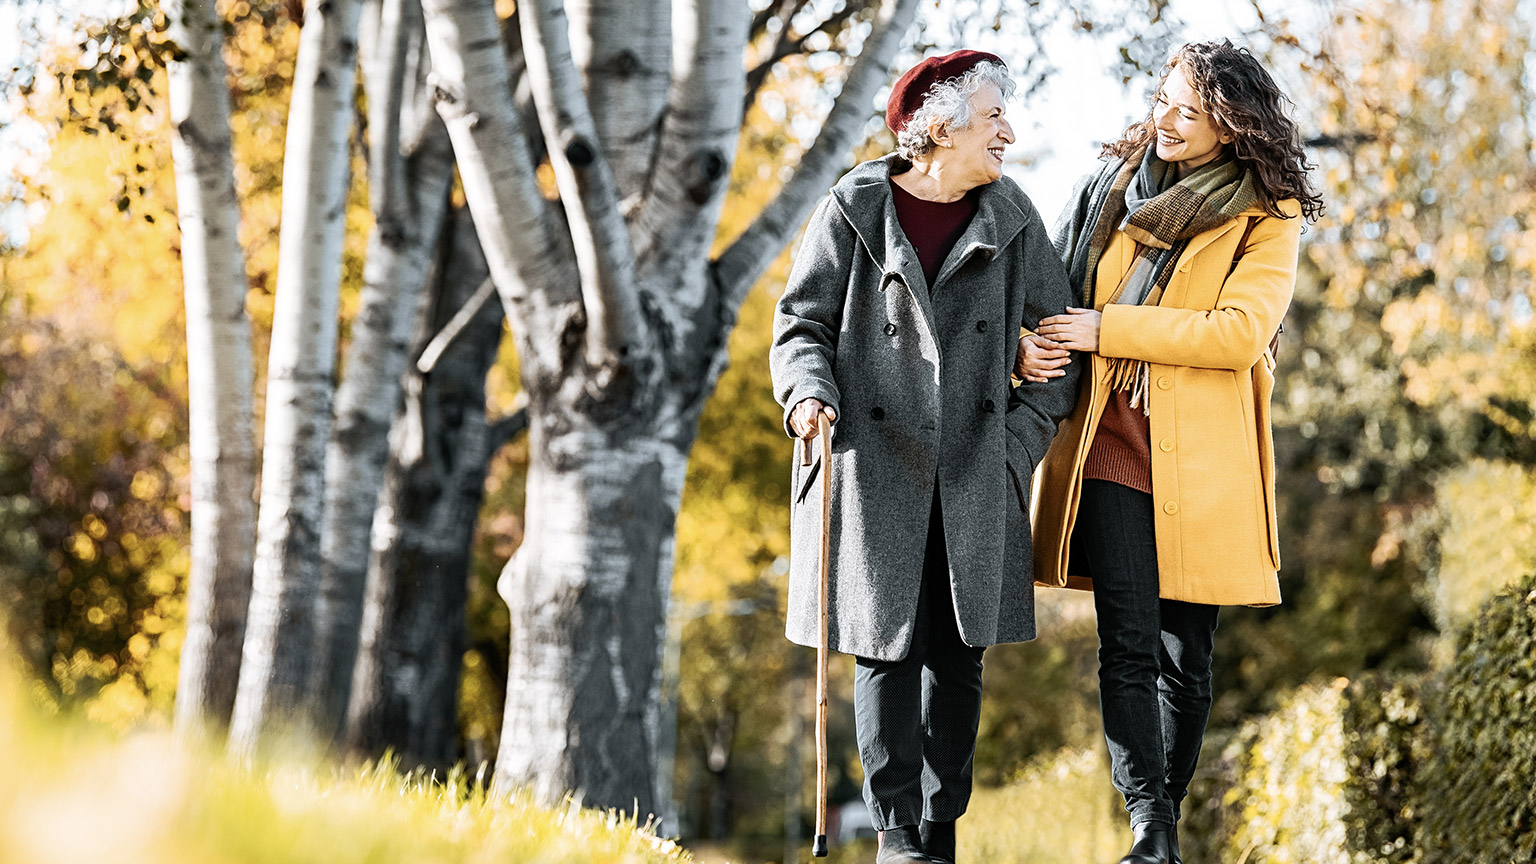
[884,322,897,336]
[870,406,885,421]
[1159,438,1174,452]
[1157,376,1172,390]
[981,398,996,413]
[976,320,988,332]
[1163,501,1179,515]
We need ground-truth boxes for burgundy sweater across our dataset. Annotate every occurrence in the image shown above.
[890,178,979,288]
[1084,389,1152,494]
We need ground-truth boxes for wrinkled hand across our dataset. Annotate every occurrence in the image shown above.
[790,398,837,440]
[1014,332,1072,383]
[1036,307,1102,353]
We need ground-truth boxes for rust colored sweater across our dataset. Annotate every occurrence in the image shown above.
[1083,228,1153,494]
[1083,388,1152,494]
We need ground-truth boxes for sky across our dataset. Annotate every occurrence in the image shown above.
[1000,0,1267,219]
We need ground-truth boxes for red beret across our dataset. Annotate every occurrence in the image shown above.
[885,49,1007,135]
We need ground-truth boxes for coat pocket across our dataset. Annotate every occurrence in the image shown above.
[1005,459,1031,513]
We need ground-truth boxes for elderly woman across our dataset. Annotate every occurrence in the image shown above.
[770,51,1079,864]
[1027,40,1324,864]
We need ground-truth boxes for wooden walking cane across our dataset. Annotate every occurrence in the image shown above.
[797,412,833,858]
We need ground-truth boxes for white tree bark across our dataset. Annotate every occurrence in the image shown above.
[716,0,921,306]
[166,0,258,737]
[344,207,512,766]
[229,0,367,758]
[312,0,457,739]
[496,434,691,812]
[417,0,919,816]
[569,0,671,202]
[520,0,647,373]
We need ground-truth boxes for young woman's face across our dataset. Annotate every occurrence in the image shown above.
[1152,65,1233,174]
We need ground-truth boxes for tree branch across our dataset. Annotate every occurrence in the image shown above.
[368,0,415,228]
[742,0,866,113]
[714,0,920,311]
[420,0,580,369]
[569,0,671,202]
[486,399,530,455]
[633,0,751,284]
[416,275,497,374]
[519,0,647,370]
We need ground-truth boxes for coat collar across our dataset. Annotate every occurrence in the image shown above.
[1178,197,1300,266]
[830,154,1032,296]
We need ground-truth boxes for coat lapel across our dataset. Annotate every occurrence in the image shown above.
[832,156,938,348]
[831,155,1029,348]
[1174,204,1264,272]
[932,185,1026,292]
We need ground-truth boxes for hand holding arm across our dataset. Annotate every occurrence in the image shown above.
[1014,331,1073,382]
[1034,308,1101,353]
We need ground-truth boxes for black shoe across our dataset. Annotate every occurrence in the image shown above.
[1118,821,1173,864]
[1169,823,1182,864]
[877,825,931,864]
[919,818,956,864]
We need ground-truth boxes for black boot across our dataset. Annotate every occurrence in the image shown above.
[1117,821,1173,864]
[876,825,931,864]
[1169,822,1182,864]
[919,818,955,864]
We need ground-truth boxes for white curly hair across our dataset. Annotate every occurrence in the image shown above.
[895,60,1016,160]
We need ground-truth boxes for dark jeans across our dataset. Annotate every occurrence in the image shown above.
[854,494,986,830]
[1079,479,1220,828]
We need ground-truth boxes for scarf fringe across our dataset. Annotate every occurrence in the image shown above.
[1103,358,1152,417]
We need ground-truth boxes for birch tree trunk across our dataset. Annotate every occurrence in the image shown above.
[420,0,919,814]
[166,0,258,736]
[343,208,514,766]
[312,0,457,738]
[230,0,366,757]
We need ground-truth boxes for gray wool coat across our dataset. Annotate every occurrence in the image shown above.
[770,154,1081,662]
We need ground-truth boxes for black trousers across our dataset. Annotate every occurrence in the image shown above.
[854,493,986,830]
[1078,479,1220,828]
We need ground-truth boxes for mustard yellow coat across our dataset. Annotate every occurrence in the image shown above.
[1032,198,1302,606]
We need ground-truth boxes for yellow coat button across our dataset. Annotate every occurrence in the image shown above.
[1163,501,1179,515]
[1159,439,1174,452]
[1157,377,1172,390]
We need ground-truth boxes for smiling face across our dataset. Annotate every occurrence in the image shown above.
[1153,64,1234,175]
[929,83,1014,188]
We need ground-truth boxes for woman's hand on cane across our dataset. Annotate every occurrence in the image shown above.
[791,398,837,440]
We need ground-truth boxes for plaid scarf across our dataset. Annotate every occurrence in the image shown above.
[1053,145,1258,412]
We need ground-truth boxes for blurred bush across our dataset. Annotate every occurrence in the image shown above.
[1183,682,1355,864]
[1341,676,1428,864]
[0,321,189,724]
[1183,576,1536,864]
[1420,574,1536,863]
[1427,461,1536,632]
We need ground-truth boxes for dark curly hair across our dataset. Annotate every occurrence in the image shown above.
[1104,39,1324,222]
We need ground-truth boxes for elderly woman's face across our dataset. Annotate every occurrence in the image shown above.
[931,83,1013,188]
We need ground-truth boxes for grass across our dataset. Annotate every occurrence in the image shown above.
[0,666,686,864]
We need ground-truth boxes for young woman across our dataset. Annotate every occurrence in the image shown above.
[1021,39,1323,864]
